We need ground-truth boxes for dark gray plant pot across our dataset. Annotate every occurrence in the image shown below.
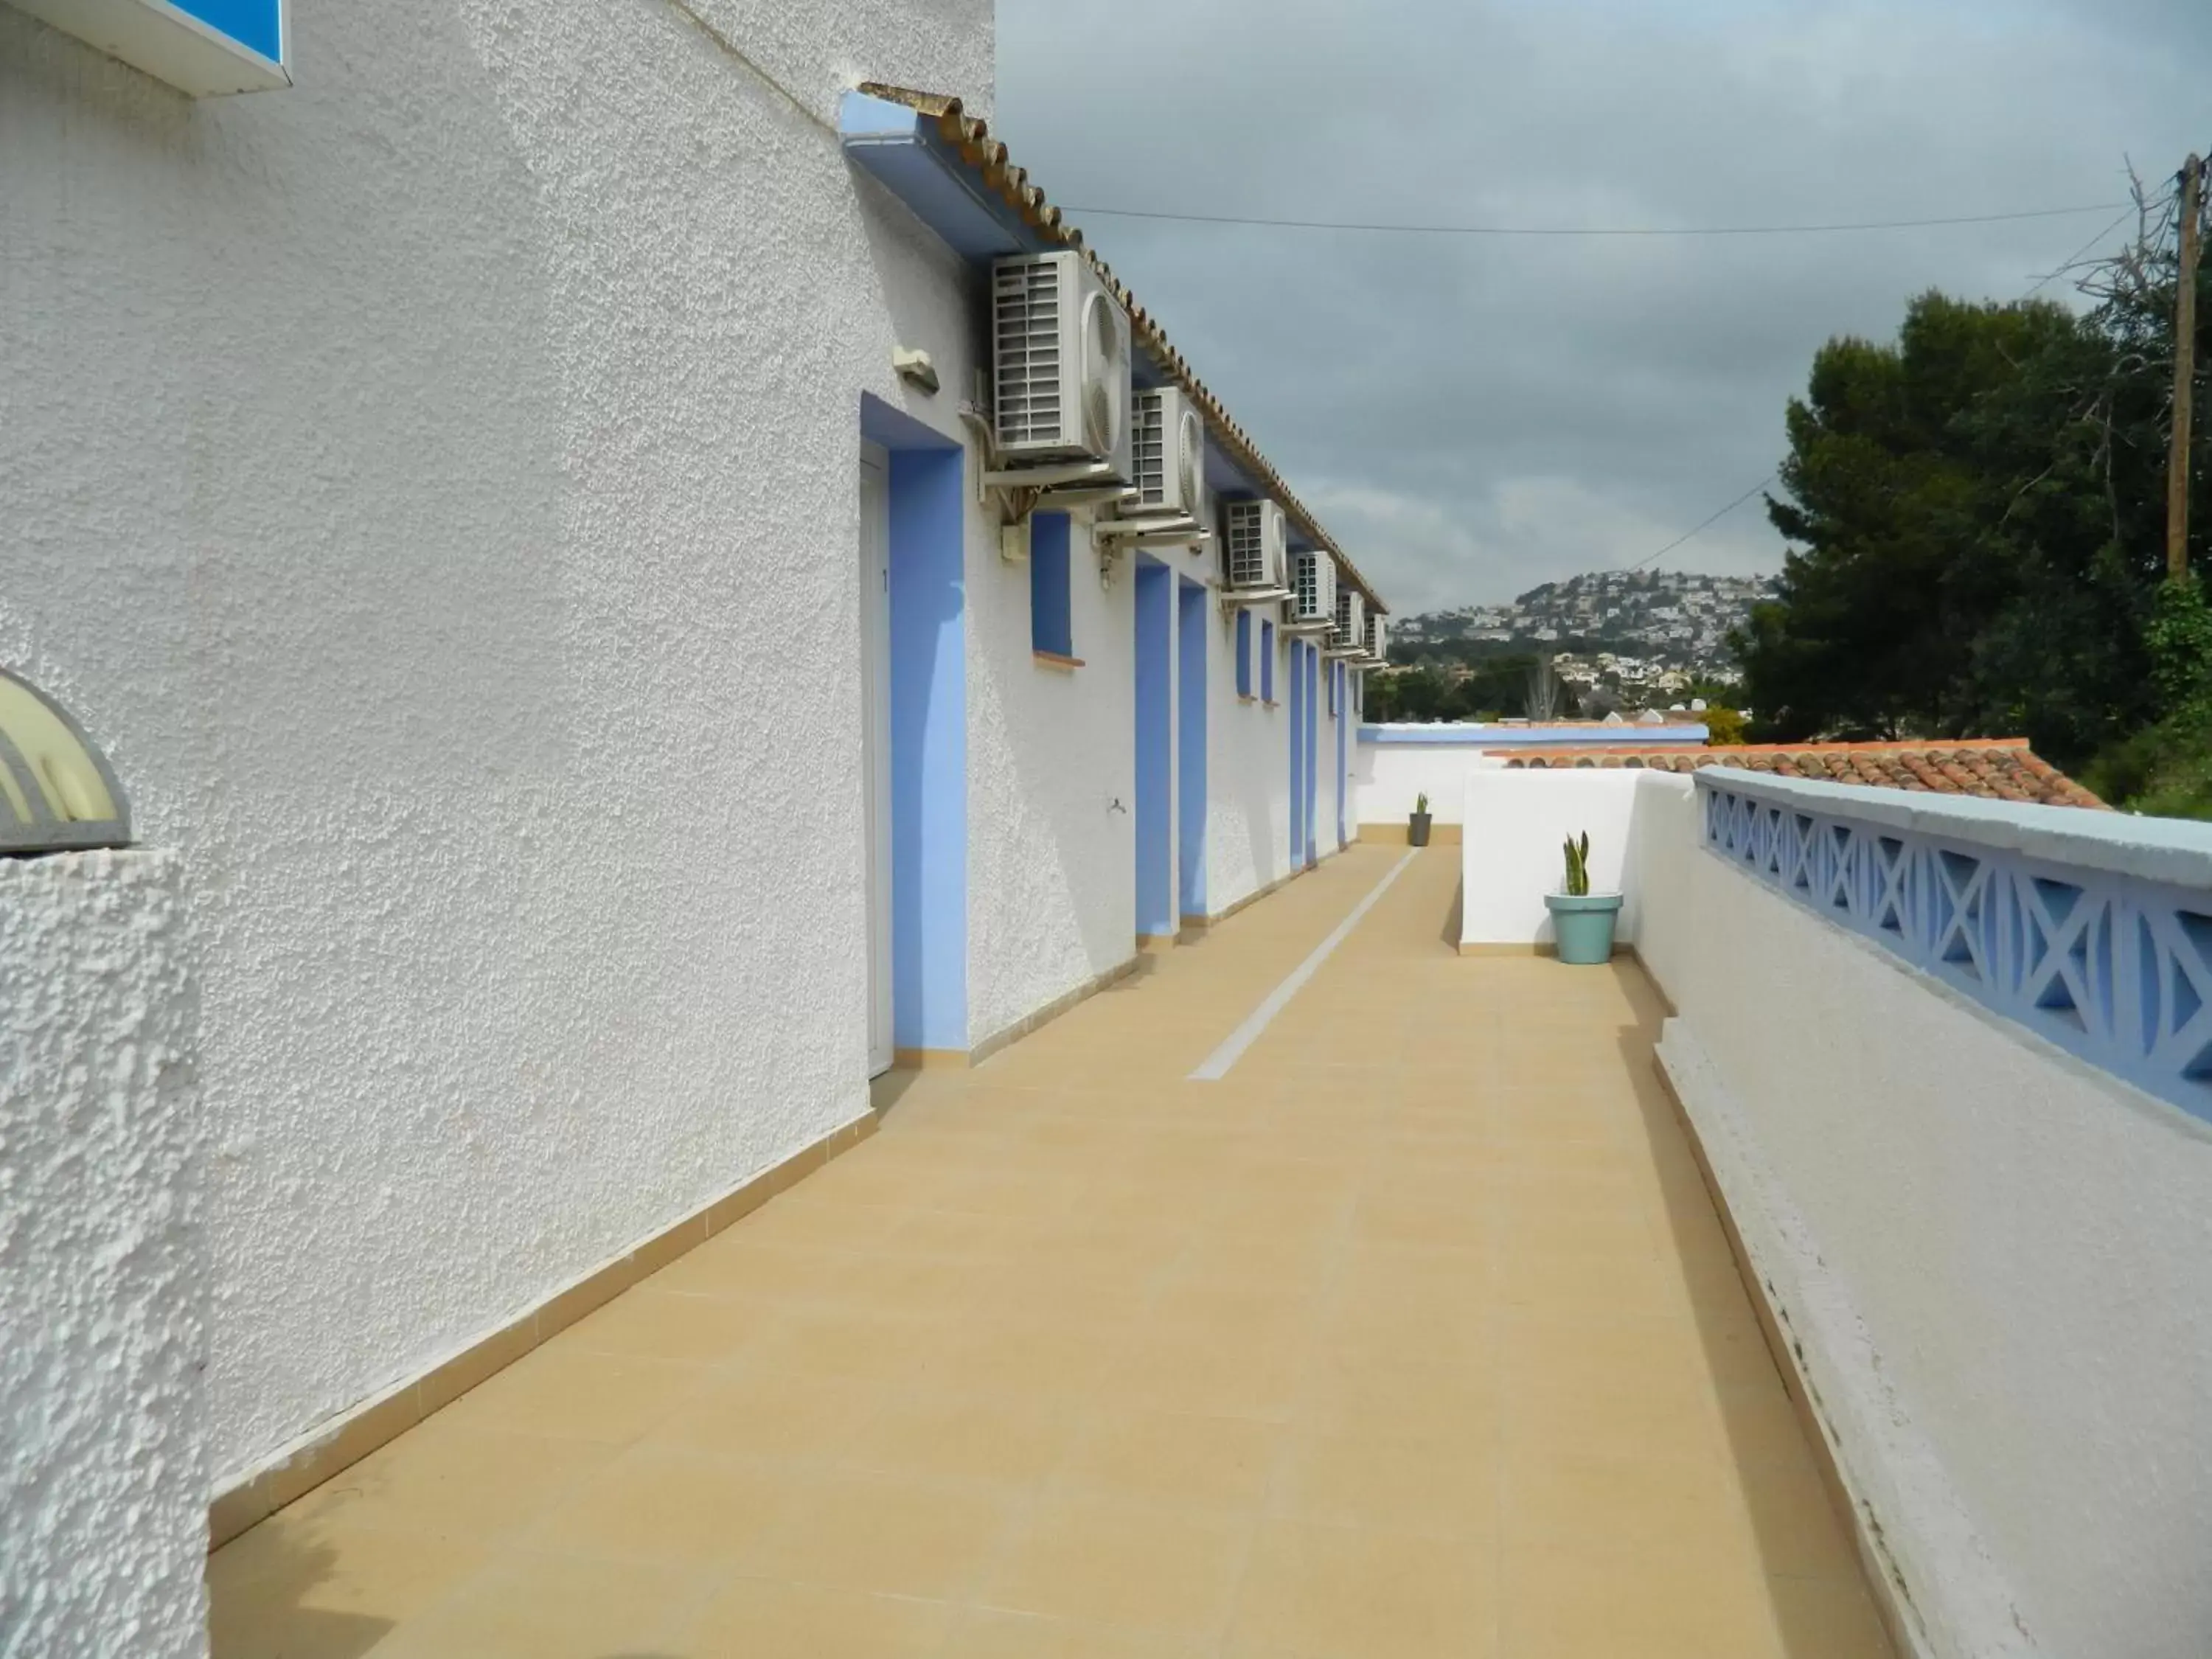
[1408,812,1432,848]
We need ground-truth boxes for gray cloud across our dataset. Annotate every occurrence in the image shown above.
[994,0,2209,611]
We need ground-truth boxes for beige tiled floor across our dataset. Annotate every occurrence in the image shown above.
[209,845,1896,1659]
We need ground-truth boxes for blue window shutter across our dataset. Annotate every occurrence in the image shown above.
[1262,620,1276,701]
[1030,512,1073,657]
[1235,610,1251,696]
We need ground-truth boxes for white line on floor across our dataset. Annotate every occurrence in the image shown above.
[1189,849,1422,1082]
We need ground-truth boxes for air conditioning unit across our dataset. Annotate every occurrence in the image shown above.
[1329,587,1367,654]
[1289,549,1338,630]
[1363,611,1389,664]
[992,250,1134,479]
[1222,499,1287,594]
[1132,386,1206,518]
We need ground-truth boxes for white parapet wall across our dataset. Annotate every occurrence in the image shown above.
[1355,720,1707,831]
[1458,768,1648,948]
[0,850,204,1659]
[1633,771,2212,1659]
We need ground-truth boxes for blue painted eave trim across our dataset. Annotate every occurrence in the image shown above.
[1358,723,1711,747]
[840,92,1057,262]
[839,94,1286,515]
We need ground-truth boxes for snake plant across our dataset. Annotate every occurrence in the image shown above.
[1562,831,1591,897]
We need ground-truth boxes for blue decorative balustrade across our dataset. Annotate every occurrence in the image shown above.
[1695,771,2212,1127]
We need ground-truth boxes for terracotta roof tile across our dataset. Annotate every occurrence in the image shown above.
[1488,739,2106,809]
[858,83,1386,616]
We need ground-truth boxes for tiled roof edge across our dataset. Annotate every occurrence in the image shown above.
[857,82,1387,615]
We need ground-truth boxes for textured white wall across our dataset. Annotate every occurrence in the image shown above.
[0,852,205,1659]
[1207,608,1293,911]
[0,0,990,1485]
[1457,770,1644,947]
[1355,736,1500,826]
[1636,776,2212,1659]
[967,515,1141,1046]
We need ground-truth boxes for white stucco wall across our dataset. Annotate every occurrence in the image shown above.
[1457,770,1645,947]
[1354,728,1707,828]
[1207,608,1293,912]
[1356,735,1495,827]
[1,0,990,1486]
[0,852,205,1659]
[1635,776,2212,1659]
[967,514,1141,1046]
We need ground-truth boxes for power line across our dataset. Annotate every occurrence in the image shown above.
[2023,200,2158,298]
[1622,202,2152,572]
[1061,201,2129,240]
[1620,476,1777,574]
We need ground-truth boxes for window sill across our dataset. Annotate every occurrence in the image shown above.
[1033,650,1085,672]
[1237,694,1258,704]
[1262,700,1281,709]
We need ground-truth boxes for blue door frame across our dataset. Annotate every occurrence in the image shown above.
[1288,638,1307,868]
[1295,641,1321,866]
[1335,661,1348,849]
[866,394,967,1062]
[1134,558,1175,943]
[1177,579,1208,924]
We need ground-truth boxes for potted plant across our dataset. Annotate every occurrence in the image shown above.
[1408,792,1432,847]
[1545,832,1622,964]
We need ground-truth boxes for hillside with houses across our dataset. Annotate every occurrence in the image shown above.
[1394,569,1777,675]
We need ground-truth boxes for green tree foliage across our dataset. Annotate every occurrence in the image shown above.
[1736,170,2212,824]
[1365,652,1545,723]
[1736,291,2173,762]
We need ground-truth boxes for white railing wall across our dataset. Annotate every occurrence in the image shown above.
[1628,772,2212,1659]
[1458,766,2212,1657]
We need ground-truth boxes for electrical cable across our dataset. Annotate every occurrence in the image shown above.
[1623,195,2164,571]
[2023,206,2141,297]
[1060,201,2130,239]
[1617,476,1778,574]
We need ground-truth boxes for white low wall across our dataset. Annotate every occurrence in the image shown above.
[1355,722,1706,828]
[1457,770,1646,947]
[0,851,204,1659]
[1635,774,2212,1659]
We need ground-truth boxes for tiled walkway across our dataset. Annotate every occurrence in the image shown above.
[210,845,1895,1658]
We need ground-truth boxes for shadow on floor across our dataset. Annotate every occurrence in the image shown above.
[206,1517,392,1659]
[1606,969,1896,1654]
[1439,876,1464,949]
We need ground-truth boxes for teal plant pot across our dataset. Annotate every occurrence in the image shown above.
[1545,891,1623,965]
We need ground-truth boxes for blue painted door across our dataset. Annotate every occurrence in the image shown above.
[1134,560,1175,941]
[1290,645,1301,866]
[1335,663,1349,849]
[1177,580,1208,922]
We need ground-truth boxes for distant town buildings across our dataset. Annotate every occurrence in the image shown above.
[1396,569,1775,682]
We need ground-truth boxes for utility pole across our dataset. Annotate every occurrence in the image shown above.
[2168,153,2202,583]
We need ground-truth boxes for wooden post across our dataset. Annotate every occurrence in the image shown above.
[2168,153,2203,583]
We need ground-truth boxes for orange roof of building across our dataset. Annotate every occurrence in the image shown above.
[1489,739,2106,810]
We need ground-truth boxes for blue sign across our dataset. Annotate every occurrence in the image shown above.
[4,0,288,94]
[175,0,282,66]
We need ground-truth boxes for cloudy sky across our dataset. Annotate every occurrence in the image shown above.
[994,0,2212,613]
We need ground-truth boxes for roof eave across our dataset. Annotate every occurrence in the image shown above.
[842,83,1387,615]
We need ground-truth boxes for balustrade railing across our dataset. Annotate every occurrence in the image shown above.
[1697,770,2212,1127]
